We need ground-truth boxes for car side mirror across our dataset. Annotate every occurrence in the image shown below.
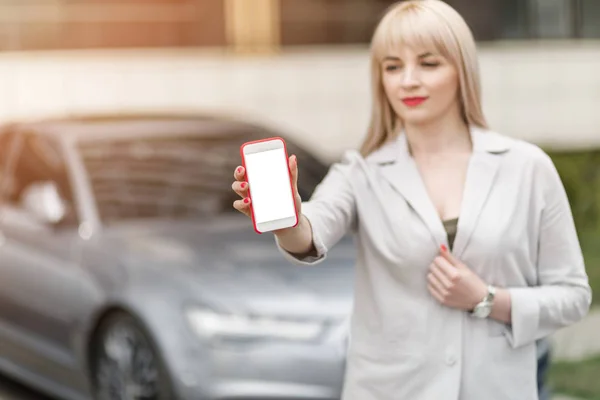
[21,181,67,225]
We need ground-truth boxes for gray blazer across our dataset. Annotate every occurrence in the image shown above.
[276,126,592,400]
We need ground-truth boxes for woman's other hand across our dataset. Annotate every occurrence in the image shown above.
[427,246,488,311]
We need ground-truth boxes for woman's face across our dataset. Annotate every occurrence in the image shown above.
[381,45,460,127]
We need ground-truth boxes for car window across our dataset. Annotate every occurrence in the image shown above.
[0,133,78,230]
[76,132,329,224]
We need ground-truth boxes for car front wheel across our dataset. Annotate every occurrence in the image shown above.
[91,312,175,400]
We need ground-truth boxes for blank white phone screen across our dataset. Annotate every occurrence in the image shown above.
[245,148,295,224]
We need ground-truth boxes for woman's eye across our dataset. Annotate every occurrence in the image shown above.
[422,62,439,68]
[384,65,400,71]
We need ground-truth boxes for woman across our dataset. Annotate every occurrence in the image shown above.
[231,0,592,399]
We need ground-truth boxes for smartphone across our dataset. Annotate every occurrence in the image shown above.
[240,137,298,234]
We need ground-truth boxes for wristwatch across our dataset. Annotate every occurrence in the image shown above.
[470,285,496,318]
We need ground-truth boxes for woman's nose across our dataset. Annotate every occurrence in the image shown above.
[400,67,420,88]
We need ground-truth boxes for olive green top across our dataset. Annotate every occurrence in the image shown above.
[443,217,459,250]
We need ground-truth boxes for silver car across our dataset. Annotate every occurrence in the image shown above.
[0,115,355,400]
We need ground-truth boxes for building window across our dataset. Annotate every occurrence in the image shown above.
[498,0,531,39]
[581,0,600,38]
[279,0,600,46]
[529,0,574,39]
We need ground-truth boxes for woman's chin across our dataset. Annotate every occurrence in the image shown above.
[400,112,436,127]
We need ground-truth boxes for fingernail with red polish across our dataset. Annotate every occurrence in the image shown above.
[244,198,249,204]
[241,182,246,189]
[440,244,447,252]
[237,167,242,173]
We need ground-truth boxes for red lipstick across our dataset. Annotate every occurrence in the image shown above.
[402,97,428,107]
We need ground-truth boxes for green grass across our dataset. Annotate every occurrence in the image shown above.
[550,356,600,400]
[580,230,600,306]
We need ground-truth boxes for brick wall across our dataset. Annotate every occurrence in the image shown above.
[0,0,226,51]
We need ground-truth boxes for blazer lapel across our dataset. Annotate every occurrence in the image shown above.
[373,134,447,247]
[451,151,500,258]
[368,126,512,255]
[452,127,510,258]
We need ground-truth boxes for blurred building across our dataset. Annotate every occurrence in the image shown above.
[2,0,599,50]
[0,0,599,161]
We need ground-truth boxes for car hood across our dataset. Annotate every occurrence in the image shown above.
[98,216,356,319]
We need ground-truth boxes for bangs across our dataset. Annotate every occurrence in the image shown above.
[371,4,456,63]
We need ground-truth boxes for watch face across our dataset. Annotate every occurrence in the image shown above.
[473,303,492,318]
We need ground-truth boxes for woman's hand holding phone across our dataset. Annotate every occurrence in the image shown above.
[232,153,316,256]
[232,154,302,234]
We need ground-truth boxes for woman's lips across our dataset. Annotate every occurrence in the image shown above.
[402,97,428,107]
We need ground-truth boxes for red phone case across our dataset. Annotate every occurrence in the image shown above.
[239,137,299,234]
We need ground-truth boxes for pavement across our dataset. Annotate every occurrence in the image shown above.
[550,307,600,362]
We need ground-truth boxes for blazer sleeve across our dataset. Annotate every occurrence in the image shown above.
[275,151,358,265]
[505,151,592,349]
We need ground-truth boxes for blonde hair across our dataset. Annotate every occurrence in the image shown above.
[360,0,488,156]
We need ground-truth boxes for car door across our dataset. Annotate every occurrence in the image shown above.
[0,130,98,392]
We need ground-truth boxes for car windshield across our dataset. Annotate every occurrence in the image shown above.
[77,133,327,224]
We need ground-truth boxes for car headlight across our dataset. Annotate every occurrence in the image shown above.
[186,309,324,342]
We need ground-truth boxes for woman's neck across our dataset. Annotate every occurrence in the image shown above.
[404,115,471,156]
